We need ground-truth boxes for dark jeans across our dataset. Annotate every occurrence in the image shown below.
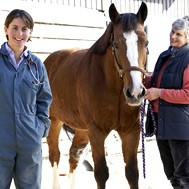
[157,139,189,189]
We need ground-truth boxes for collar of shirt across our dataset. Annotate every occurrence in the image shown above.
[5,42,29,69]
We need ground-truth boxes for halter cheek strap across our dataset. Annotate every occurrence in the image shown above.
[112,45,124,78]
[112,43,147,78]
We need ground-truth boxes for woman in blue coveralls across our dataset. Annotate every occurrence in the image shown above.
[0,9,52,188]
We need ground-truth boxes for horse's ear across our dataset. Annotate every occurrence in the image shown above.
[109,3,120,24]
[136,2,148,24]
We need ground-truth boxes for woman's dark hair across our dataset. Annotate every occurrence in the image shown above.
[4,9,34,41]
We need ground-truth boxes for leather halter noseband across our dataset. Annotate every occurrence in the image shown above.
[112,42,147,79]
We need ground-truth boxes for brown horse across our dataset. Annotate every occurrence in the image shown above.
[44,2,148,189]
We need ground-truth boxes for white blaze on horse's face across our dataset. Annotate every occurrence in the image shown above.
[123,31,142,99]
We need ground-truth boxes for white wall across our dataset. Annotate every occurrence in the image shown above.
[146,16,176,72]
[0,0,107,61]
[0,0,181,68]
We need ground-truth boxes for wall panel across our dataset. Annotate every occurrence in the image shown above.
[0,0,189,66]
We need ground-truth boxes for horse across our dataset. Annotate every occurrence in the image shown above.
[44,2,148,189]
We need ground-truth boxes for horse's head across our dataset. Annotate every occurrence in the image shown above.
[109,2,148,106]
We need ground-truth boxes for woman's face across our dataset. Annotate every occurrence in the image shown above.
[170,28,188,48]
[4,17,32,52]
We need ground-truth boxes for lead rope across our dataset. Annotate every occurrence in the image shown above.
[140,99,157,178]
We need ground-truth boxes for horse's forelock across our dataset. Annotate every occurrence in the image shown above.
[121,13,138,32]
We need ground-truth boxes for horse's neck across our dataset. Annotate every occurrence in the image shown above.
[93,50,122,90]
[103,50,120,82]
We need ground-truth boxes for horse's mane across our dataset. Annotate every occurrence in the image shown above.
[90,13,138,55]
[90,22,113,55]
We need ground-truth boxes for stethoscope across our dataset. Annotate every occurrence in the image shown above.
[27,58,44,85]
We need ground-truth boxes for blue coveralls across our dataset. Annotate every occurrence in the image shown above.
[0,42,52,189]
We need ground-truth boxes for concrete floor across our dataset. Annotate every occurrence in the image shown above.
[10,130,172,189]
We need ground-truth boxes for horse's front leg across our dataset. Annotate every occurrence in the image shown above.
[46,117,62,189]
[118,127,140,189]
[88,127,109,189]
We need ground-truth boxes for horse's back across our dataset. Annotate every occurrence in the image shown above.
[44,48,86,80]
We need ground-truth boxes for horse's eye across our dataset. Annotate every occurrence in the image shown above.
[145,41,149,55]
[113,42,119,49]
[145,41,149,48]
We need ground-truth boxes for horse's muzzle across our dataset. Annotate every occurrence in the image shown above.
[124,86,146,106]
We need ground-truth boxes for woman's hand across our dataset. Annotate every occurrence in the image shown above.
[144,87,161,101]
[143,72,152,89]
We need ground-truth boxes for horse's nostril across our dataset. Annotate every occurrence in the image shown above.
[139,87,146,98]
[126,88,133,98]
[126,87,146,99]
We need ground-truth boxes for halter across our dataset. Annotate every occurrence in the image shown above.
[112,44,147,79]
